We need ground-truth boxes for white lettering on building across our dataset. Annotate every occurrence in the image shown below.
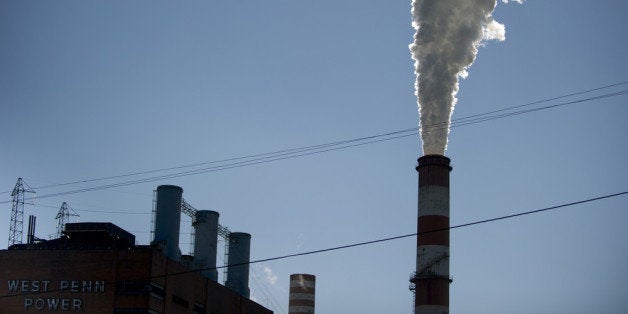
[8,279,102,312]
[7,280,51,293]
[24,298,82,311]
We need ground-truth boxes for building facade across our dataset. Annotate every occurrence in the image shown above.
[0,223,272,314]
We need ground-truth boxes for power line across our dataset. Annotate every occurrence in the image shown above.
[249,264,287,314]
[2,81,625,197]
[2,189,626,299]
[1,89,625,206]
[240,191,628,266]
[0,127,416,195]
[31,203,149,215]
[0,129,415,195]
[451,81,628,125]
[449,90,628,128]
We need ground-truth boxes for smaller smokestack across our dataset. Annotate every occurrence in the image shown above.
[289,274,316,314]
[27,215,36,244]
[152,185,183,261]
[225,232,251,298]
[193,210,219,281]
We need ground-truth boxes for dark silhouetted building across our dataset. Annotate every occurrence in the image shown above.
[0,222,272,314]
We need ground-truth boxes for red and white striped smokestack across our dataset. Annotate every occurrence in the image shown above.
[289,274,315,314]
[412,154,452,314]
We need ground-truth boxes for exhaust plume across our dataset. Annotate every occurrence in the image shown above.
[410,0,508,155]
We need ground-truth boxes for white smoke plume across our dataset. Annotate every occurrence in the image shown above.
[410,0,508,155]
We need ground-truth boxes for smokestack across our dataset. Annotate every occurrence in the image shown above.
[225,232,251,298]
[289,274,316,314]
[193,210,220,281]
[26,215,36,244]
[412,154,452,314]
[152,185,183,261]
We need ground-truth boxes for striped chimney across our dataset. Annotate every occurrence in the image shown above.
[289,274,315,314]
[412,155,452,314]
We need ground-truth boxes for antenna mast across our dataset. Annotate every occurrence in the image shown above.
[8,178,36,246]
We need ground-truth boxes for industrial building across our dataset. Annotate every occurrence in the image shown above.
[0,184,272,314]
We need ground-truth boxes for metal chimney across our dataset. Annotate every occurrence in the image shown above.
[411,154,452,314]
[225,232,251,298]
[193,210,219,281]
[26,215,36,244]
[289,274,316,314]
[151,185,183,261]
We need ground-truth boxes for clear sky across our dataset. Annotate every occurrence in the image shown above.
[1,1,627,313]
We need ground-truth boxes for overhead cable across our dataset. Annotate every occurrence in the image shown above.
[1,81,625,196]
[2,189,626,299]
[1,85,626,204]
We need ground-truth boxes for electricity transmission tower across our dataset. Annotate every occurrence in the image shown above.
[8,178,35,246]
[55,202,79,238]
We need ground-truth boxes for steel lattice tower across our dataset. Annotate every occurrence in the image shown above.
[55,202,79,238]
[8,178,35,246]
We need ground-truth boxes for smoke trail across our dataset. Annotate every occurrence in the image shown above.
[410,0,509,155]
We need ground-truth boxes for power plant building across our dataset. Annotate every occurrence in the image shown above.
[0,222,271,314]
[0,184,271,314]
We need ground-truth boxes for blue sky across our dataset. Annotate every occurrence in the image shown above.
[1,1,627,313]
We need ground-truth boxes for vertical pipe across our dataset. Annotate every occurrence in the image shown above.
[289,274,316,314]
[152,185,183,261]
[413,155,452,314]
[225,232,251,298]
[193,210,220,281]
[27,215,36,244]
